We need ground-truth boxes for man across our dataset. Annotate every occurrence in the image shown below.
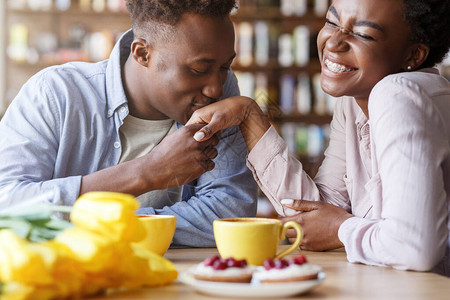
[0,0,257,247]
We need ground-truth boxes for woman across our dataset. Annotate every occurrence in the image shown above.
[186,0,450,275]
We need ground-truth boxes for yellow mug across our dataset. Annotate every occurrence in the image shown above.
[133,215,176,256]
[213,217,302,266]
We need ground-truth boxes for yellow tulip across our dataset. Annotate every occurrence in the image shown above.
[71,192,145,242]
[131,244,178,286]
[0,282,33,300]
[0,230,53,285]
[54,227,117,272]
[0,192,179,300]
[43,241,84,298]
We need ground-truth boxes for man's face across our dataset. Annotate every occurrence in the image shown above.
[135,13,236,124]
[317,0,412,101]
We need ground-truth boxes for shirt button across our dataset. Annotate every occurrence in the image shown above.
[107,109,113,117]
[114,141,120,149]
[120,107,126,113]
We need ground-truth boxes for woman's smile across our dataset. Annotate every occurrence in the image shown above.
[324,58,357,73]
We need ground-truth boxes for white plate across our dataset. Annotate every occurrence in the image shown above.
[179,271,326,298]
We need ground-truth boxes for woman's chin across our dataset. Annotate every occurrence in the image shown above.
[320,83,346,98]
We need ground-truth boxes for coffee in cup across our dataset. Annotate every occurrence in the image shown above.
[213,217,302,266]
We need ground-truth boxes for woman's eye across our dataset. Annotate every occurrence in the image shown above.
[355,33,374,41]
[325,19,339,28]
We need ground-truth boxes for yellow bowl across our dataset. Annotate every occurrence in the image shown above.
[133,215,176,256]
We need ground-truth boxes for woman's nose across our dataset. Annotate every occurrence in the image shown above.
[325,29,350,52]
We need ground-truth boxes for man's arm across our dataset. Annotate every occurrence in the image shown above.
[137,125,258,247]
[0,71,82,208]
[0,68,220,209]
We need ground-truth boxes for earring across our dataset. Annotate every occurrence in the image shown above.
[407,66,412,70]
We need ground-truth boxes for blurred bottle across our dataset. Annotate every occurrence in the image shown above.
[237,22,253,67]
[93,0,106,12]
[56,0,71,11]
[278,33,293,67]
[254,21,269,66]
[293,25,309,67]
[7,24,28,62]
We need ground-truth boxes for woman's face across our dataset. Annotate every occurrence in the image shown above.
[317,0,412,101]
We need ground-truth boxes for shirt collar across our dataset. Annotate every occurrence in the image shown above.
[355,107,368,127]
[105,29,134,119]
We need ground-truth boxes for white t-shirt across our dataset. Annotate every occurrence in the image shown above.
[119,115,182,209]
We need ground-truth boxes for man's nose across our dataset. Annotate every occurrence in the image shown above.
[202,71,225,100]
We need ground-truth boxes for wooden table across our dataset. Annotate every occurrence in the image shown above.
[92,246,450,300]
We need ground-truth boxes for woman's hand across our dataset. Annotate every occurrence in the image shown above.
[187,96,271,151]
[186,96,255,141]
[279,199,353,251]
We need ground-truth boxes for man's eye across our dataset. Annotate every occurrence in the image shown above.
[192,68,207,75]
[325,19,339,28]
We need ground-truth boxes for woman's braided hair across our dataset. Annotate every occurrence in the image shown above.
[403,0,450,67]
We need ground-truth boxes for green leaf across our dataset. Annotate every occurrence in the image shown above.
[0,218,33,239]
[44,217,73,231]
[0,204,73,242]
[28,227,60,242]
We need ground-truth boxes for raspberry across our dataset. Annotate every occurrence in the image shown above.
[274,258,289,269]
[204,255,220,266]
[236,259,247,268]
[290,255,307,265]
[264,258,275,270]
[212,259,228,270]
[224,257,248,268]
[226,257,237,267]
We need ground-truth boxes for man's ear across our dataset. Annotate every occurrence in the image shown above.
[403,43,430,71]
[130,38,151,67]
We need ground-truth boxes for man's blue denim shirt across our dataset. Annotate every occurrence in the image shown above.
[0,30,258,247]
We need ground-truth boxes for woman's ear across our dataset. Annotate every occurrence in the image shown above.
[130,38,151,67]
[403,43,430,71]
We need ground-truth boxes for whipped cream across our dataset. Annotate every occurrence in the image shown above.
[252,264,322,282]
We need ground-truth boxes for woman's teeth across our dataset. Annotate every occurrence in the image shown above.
[324,59,354,73]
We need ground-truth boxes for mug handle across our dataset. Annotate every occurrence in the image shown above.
[274,221,303,259]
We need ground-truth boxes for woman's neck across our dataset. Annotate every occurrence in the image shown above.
[355,98,369,119]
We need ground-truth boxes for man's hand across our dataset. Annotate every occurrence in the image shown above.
[279,199,353,251]
[80,124,219,196]
[143,124,220,190]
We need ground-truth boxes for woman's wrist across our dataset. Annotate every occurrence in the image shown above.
[239,99,271,151]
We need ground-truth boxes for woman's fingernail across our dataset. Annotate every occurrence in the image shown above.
[193,131,205,141]
[281,199,294,205]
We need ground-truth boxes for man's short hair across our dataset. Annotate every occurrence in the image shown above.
[126,0,238,45]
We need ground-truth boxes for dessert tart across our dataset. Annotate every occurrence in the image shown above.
[252,255,321,283]
[191,255,254,283]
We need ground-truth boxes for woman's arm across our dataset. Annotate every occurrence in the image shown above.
[339,73,449,271]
